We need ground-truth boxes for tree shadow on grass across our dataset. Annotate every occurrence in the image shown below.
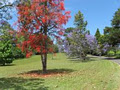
[20,68,74,76]
[103,57,120,61]
[0,64,16,67]
[0,77,48,90]
[87,56,99,59]
[68,57,96,63]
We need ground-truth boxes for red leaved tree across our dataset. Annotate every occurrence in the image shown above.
[16,0,70,73]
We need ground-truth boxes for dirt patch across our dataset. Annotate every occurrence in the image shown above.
[18,69,74,78]
[20,73,66,78]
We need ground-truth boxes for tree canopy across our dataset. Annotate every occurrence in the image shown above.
[17,0,70,73]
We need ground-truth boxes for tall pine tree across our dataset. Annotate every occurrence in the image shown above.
[74,11,87,33]
[95,28,101,42]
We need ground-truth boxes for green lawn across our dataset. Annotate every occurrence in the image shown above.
[0,53,120,90]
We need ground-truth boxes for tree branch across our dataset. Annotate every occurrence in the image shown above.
[0,4,13,9]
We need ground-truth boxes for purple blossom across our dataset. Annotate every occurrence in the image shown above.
[63,29,89,58]
[67,33,72,38]
[0,20,6,25]
[102,43,111,53]
[85,34,98,51]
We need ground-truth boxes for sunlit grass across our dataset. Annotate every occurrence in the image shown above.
[0,53,120,90]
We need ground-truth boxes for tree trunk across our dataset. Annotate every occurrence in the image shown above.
[41,1,48,73]
[41,53,47,73]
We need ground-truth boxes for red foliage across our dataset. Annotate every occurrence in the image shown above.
[58,31,64,35]
[60,2,65,10]
[17,0,70,57]
[26,52,33,58]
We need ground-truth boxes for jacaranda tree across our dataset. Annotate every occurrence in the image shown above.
[17,0,70,73]
[64,29,89,60]
[85,34,99,55]
[64,11,89,60]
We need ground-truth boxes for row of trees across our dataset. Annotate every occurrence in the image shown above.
[62,11,98,60]
[1,0,120,73]
[63,8,120,60]
[94,8,120,57]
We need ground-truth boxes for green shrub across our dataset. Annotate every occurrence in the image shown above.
[53,44,59,53]
[107,50,115,57]
[116,50,120,58]
[0,41,14,65]
[12,47,25,59]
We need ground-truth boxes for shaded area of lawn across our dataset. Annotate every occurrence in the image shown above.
[68,58,96,63]
[0,64,16,67]
[25,68,74,74]
[0,77,48,90]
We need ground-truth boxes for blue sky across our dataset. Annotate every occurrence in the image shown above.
[64,0,120,35]
[9,0,120,35]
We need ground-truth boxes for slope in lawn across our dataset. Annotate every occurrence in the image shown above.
[0,53,120,90]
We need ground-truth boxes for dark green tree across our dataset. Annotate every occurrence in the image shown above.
[112,8,120,28]
[95,28,101,42]
[103,27,120,46]
[74,10,87,33]
[103,8,120,46]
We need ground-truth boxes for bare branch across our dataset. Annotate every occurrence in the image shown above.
[0,4,13,9]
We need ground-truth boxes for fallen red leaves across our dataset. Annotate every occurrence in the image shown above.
[19,71,67,78]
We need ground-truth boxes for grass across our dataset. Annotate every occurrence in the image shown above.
[0,53,120,90]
